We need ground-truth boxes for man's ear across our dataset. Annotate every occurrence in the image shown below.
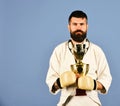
[87,24,88,30]
[68,24,70,32]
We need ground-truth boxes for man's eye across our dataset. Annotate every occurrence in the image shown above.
[73,23,77,26]
[80,23,84,25]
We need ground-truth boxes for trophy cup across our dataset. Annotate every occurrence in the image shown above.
[71,44,89,76]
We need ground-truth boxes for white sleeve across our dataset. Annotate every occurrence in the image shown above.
[46,48,61,94]
[96,48,112,94]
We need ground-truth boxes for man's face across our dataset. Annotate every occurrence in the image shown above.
[68,17,88,43]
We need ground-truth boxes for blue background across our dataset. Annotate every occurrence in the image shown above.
[0,0,119,106]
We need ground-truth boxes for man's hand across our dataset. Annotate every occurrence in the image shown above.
[60,71,76,88]
[77,76,97,90]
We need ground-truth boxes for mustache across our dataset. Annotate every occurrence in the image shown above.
[74,30,84,33]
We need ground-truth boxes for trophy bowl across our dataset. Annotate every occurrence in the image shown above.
[71,62,89,76]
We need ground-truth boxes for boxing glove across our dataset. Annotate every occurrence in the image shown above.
[60,71,76,88]
[78,76,97,90]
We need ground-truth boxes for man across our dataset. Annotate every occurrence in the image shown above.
[46,10,112,106]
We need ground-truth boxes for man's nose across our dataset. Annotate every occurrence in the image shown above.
[76,24,82,29]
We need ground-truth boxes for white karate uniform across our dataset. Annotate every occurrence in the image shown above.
[46,40,112,106]
[66,96,99,106]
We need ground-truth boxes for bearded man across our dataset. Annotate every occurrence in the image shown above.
[46,10,112,106]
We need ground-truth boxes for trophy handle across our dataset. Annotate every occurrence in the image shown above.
[82,63,89,76]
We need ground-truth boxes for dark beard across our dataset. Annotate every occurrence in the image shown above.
[70,30,87,42]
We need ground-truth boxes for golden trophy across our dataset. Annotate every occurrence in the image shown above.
[71,44,89,76]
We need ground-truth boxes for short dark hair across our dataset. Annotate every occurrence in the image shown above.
[68,10,88,23]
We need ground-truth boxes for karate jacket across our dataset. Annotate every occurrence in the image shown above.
[46,40,112,106]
